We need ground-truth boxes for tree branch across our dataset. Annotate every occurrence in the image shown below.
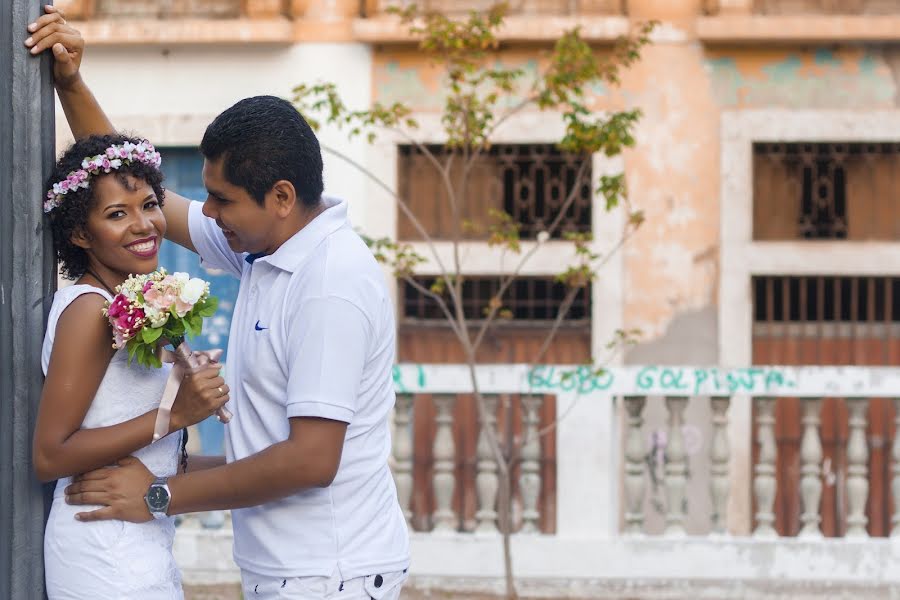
[320,143,468,322]
[400,275,465,342]
[470,159,591,353]
[530,285,582,366]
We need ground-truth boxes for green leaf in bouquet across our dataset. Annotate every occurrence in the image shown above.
[168,319,186,337]
[133,343,146,367]
[127,338,139,365]
[189,314,203,337]
[183,316,195,338]
[142,325,163,345]
[197,296,218,318]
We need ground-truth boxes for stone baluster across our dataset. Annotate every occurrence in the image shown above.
[846,398,869,538]
[392,394,414,526]
[623,396,647,534]
[710,396,731,534]
[475,396,500,534]
[799,399,823,538]
[753,397,777,538]
[518,395,542,534]
[892,398,900,537]
[664,396,689,535]
[432,395,457,533]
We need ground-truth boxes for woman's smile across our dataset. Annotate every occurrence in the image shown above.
[125,236,158,258]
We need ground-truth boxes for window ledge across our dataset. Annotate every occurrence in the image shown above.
[76,18,294,45]
[352,14,630,43]
[697,14,900,43]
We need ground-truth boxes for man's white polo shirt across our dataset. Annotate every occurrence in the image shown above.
[188,197,410,579]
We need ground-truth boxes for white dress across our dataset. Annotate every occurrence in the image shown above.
[41,284,185,599]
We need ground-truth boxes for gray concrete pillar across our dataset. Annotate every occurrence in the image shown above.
[0,1,57,598]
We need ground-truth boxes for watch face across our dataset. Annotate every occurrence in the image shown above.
[147,485,169,511]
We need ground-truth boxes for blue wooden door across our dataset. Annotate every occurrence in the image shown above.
[159,148,239,456]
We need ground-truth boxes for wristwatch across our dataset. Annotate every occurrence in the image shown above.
[144,477,171,519]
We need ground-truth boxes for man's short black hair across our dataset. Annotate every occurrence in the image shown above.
[200,95,324,208]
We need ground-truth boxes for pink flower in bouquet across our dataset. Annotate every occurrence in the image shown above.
[107,294,130,319]
[174,298,193,318]
[143,280,154,293]
[144,287,177,311]
[113,308,145,341]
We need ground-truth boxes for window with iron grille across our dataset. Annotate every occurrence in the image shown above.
[752,276,900,323]
[753,142,900,241]
[752,275,900,368]
[401,276,590,324]
[397,144,592,241]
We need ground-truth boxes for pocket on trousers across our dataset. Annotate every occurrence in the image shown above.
[362,570,408,600]
[243,574,331,599]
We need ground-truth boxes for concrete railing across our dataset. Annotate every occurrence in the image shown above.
[175,364,900,595]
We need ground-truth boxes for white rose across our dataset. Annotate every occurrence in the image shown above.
[173,272,190,284]
[179,278,206,305]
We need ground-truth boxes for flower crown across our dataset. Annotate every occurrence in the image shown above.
[44,140,162,213]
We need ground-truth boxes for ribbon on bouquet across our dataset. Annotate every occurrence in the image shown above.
[152,342,232,442]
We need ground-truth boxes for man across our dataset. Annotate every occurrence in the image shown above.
[27,7,410,599]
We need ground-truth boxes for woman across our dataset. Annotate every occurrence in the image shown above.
[35,132,230,599]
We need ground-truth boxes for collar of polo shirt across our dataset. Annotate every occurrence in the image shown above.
[250,196,347,273]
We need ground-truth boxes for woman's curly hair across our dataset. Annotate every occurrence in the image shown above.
[46,134,166,280]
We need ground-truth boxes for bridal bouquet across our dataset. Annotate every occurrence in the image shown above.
[103,269,232,436]
[104,268,217,365]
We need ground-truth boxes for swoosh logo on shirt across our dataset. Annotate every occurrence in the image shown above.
[254,320,268,331]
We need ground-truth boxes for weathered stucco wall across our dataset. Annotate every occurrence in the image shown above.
[371,41,900,361]
[372,31,900,536]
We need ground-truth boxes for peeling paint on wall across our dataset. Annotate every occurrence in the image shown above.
[705,48,896,108]
[373,50,609,110]
[619,41,720,342]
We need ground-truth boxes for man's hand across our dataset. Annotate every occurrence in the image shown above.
[24,5,85,90]
[169,361,230,432]
[65,456,155,523]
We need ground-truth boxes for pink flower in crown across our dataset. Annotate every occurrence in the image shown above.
[60,181,70,192]
[117,147,129,159]
[101,157,111,170]
[107,294,130,319]
[106,147,117,159]
[66,174,80,187]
